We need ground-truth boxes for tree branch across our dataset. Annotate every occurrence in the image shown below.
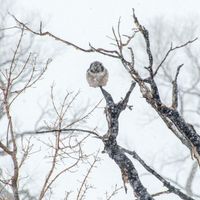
[172,64,183,109]
[122,147,195,200]
[154,38,198,77]
[99,83,154,199]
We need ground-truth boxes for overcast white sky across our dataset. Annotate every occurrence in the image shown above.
[2,0,200,199]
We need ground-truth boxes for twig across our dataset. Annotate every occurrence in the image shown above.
[76,153,99,200]
[172,64,183,109]
[105,185,123,200]
[154,38,198,77]
[132,8,153,71]
[11,14,121,59]
[35,128,101,139]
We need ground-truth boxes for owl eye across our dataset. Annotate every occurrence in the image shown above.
[90,68,95,73]
[89,66,96,73]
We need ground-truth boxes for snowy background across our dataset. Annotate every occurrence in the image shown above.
[1,0,200,199]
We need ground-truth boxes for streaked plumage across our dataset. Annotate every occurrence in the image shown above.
[86,61,109,87]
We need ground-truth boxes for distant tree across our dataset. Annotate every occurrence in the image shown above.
[145,17,200,198]
[0,2,49,199]
[0,2,103,200]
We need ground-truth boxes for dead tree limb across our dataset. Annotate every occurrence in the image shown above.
[121,147,195,200]
[100,83,155,199]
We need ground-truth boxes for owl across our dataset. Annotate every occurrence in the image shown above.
[86,61,109,88]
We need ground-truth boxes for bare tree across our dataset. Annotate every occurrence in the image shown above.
[0,22,50,200]
[146,17,200,198]
[1,6,200,200]
[0,18,105,200]
[0,3,99,199]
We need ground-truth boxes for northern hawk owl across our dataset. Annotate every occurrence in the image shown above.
[86,61,109,87]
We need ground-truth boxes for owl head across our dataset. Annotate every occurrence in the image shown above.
[89,61,104,73]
